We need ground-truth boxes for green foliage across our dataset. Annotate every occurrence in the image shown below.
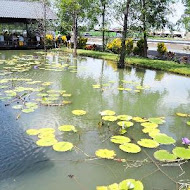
[77,37,88,49]
[157,42,167,56]
[133,39,144,57]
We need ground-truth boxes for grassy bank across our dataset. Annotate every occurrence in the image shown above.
[58,48,190,76]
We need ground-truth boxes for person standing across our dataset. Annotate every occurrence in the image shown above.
[66,33,71,48]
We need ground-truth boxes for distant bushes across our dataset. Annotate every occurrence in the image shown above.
[77,37,88,49]
[133,39,145,57]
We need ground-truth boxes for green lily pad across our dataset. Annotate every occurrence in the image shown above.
[110,136,131,144]
[36,137,58,147]
[137,139,159,148]
[173,147,190,159]
[141,122,158,128]
[58,125,77,132]
[117,121,134,128]
[95,149,116,159]
[148,117,165,125]
[187,121,190,126]
[102,116,117,122]
[154,150,177,162]
[117,115,132,121]
[119,143,141,153]
[154,134,176,145]
[53,141,74,152]
[39,128,55,133]
[100,110,116,116]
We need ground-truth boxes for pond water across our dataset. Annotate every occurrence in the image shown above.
[0,50,190,190]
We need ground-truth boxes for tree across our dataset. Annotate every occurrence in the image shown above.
[181,0,190,32]
[118,0,132,68]
[139,0,173,57]
[58,0,91,56]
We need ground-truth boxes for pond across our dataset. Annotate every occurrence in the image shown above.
[0,50,190,190]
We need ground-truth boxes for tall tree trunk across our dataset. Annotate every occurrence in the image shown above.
[118,0,131,68]
[142,0,148,57]
[43,0,47,52]
[73,12,77,57]
[102,1,106,51]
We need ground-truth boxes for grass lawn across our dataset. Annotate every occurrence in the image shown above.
[57,48,190,77]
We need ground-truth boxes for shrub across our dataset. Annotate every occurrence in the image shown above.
[45,34,54,46]
[85,44,97,51]
[126,38,134,55]
[107,38,122,54]
[77,37,88,49]
[133,39,144,57]
[107,38,134,54]
[157,42,167,56]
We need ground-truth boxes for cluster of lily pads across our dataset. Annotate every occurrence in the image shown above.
[93,80,150,93]
[0,77,73,114]
[26,125,78,152]
[96,178,144,190]
[96,110,190,162]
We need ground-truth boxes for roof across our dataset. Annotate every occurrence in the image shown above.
[0,0,57,20]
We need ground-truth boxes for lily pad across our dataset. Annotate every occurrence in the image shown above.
[117,121,134,128]
[38,133,55,139]
[148,117,165,125]
[117,115,132,121]
[58,125,77,132]
[119,143,141,153]
[12,105,23,110]
[22,108,35,113]
[132,117,148,123]
[187,121,190,126]
[176,113,188,117]
[72,110,86,116]
[154,134,176,145]
[172,147,190,159]
[36,138,58,147]
[26,129,40,136]
[102,116,117,122]
[137,139,159,148]
[154,150,177,162]
[110,136,131,144]
[95,149,116,159]
[119,179,144,190]
[53,141,74,152]
[100,110,116,116]
[39,128,55,133]
[141,122,158,128]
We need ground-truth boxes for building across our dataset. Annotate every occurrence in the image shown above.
[0,0,57,49]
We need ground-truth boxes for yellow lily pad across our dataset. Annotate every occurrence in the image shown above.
[176,113,188,117]
[117,115,132,121]
[102,116,117,122]
[26,129,40,136]
[141,122,158,128]
[110,136,131,144]
[39,128,55,133]
[58,125,77,132]
[119,143,141,153]
[53,141,74,152]
[95,149,116,159]
[36,138,58,147]
[137,139,159,148]
[117,121,134,128]
[72,110,87,116]
[132,117,148,123]
[100,110,116,116]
